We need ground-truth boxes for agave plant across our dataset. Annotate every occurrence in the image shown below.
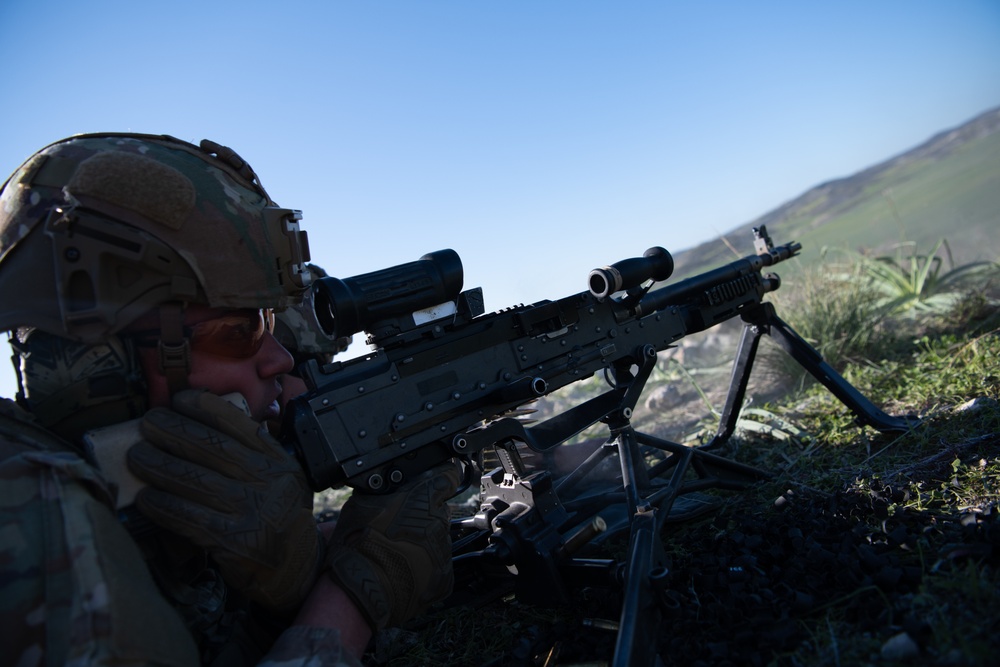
[848,239,998,317]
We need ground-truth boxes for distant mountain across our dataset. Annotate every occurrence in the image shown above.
[670,106,1000,279]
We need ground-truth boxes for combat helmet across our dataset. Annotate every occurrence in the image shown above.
[0,133,312,437]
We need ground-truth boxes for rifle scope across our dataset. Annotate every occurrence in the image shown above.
[313,249,464,339]
[588,246,674,299]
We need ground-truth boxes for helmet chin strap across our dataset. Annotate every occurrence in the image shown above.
[157,302,191,396]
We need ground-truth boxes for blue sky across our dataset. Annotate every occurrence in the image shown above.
[1,1,999,398]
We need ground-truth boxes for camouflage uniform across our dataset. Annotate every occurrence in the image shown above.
[0,134,360,666]
[0,398,196,665]
[0,398,359,665]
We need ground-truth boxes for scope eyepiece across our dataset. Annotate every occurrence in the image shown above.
[313,249,464,339]
[588,246,673,299]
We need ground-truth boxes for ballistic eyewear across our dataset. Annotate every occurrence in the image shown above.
[131,308,276,359]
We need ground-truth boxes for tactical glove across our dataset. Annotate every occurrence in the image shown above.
[128,389,322,615]
[326,461,460,631]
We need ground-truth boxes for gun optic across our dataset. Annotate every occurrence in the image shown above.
[588,246,674,299]
[313,249,464,339]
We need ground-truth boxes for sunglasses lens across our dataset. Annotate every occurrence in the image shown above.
[190,309,273,358]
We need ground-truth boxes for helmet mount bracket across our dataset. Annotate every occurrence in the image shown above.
[157,302,191,396]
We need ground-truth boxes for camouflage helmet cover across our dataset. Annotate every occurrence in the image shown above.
[0,133,312,344]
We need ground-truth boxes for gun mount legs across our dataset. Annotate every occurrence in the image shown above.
[764,308,920,433]
[708,302,919,446]
[614,509,667,667]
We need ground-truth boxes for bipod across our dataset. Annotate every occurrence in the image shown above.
[706,301,919,451]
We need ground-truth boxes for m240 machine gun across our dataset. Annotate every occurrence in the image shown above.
[285,226,918,667]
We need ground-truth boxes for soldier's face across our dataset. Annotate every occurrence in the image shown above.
[134,305,295,422]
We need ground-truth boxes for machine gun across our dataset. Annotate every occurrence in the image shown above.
[284,226,918,667]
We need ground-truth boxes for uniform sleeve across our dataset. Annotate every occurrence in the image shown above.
[0,445,200,666]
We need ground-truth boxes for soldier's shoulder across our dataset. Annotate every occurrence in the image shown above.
[0,397,63,446]
[0,396,35,426]
[0,398,115,508]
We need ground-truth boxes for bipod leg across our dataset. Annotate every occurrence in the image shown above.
[613,507,667,667]
[610,422,668,667]
[707,302,919,442]
[616,425,651,511]
[705,311,767,450]
[760,303,920,433]
[640,432,771,505]
[554,438,620,497]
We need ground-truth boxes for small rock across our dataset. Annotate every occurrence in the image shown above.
[645,384,681,411]
[954,396,998,413]
[880,631,920,661]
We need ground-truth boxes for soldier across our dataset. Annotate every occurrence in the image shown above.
[0,133,458,666]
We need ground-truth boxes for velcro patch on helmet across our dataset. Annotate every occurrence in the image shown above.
[68,152,195,230]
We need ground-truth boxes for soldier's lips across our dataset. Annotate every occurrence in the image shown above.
[262,400,281,421]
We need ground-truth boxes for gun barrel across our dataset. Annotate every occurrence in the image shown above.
[641,242,800,313]
[762,240,802,265]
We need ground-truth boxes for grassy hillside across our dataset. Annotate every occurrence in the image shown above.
[671,107,1000,281]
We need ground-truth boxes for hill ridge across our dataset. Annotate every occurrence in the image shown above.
[672,105,1000,277]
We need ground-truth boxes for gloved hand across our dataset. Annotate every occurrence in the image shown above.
[327,461,461,631]
[127,389,323,615]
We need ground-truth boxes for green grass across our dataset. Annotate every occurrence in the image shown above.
[707,284,1000,666]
